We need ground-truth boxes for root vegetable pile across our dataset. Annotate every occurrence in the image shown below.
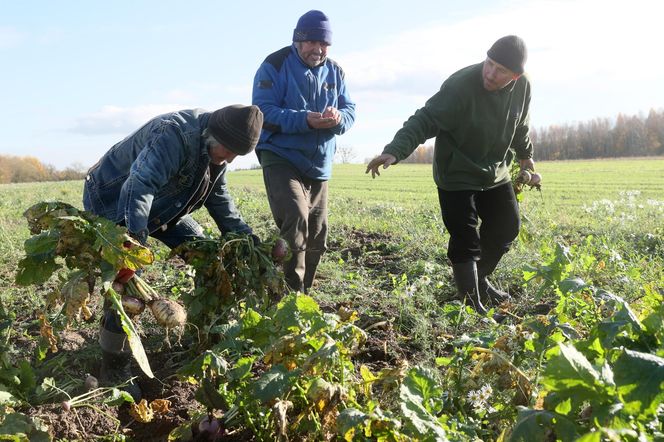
[171,232,289,342]
[512,165,543,194]
[15,201,183,355]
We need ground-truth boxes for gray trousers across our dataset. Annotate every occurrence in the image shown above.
[262,165,328,292]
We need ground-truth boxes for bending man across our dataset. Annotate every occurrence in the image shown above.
[83,105,263,399]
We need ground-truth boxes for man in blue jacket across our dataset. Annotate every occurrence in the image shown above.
[252,10,356,293]
[83,104,263,399]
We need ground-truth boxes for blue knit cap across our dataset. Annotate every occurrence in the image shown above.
[293,10,332,45]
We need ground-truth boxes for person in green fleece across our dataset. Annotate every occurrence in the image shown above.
[366,35,534,314]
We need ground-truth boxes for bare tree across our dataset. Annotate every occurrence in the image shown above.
[335,145,357,164]
[401,145,434,163]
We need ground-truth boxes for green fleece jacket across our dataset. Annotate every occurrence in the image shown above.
[384,62,533,191]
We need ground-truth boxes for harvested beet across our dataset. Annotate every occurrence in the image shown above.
[271,238,289,262]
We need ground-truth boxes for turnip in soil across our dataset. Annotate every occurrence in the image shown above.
[198,415,222,438]
[84,374,98,391]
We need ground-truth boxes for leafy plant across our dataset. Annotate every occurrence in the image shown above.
[171,232,288,343]
[14,202,156,375]
[510,289,664,441]
[16,201,152,287]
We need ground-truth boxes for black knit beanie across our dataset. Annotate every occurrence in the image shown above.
[487,35,527,75]
[208,105,263,155]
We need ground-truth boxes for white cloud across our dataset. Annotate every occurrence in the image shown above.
[70,104,192,135]
[338,0,663,133]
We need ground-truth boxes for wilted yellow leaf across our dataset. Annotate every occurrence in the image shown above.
[39,313,58,353]
[337,306,359,322]
[130,399,154,423]
[150,399,171,414]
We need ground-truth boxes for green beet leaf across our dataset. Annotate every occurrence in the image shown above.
[509,408,578,442]
[613,349,664,417]
[399,375,447,441]
[252,365,295,404]
[106,285,154,378]
[402,367,443,415]
[15,231,60,285]
[542,343,613,411]
[95,219,154,271]
[273,293,322,333]
[336,408,368,441]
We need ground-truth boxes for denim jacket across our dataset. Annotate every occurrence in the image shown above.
[83,108,251,243]
[252,45,356,180]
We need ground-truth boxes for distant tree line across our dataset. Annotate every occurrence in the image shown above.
[532,108,664,160]
[0,155,86,184]
[398,108,664,163]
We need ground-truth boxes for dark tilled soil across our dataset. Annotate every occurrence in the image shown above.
[24,327,202,441]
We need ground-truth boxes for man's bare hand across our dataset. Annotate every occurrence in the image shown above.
[519,158,535,171]
[322,106,341,125]
[366,154,397,178]
[307,108,340,129]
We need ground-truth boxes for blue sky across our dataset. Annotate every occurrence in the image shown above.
[1,0,662,171]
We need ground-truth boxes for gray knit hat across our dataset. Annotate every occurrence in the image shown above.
[487,35,527,74]
[208,105,263,155]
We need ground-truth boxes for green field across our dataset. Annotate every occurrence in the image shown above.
[1,157,663,440]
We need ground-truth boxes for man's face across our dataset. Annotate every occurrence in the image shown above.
[296,41,329,68]
[482,57,520,92]
[208,143,238,165]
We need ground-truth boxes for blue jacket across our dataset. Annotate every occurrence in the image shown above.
[252,45,356,180]
[83,109,251,243]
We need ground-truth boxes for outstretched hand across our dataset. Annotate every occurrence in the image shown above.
[365,154,397,178]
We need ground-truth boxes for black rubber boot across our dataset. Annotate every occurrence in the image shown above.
[99,310,142,402]
[477,253,510,305]
[451,262,487,315]
[478,278,510,305]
